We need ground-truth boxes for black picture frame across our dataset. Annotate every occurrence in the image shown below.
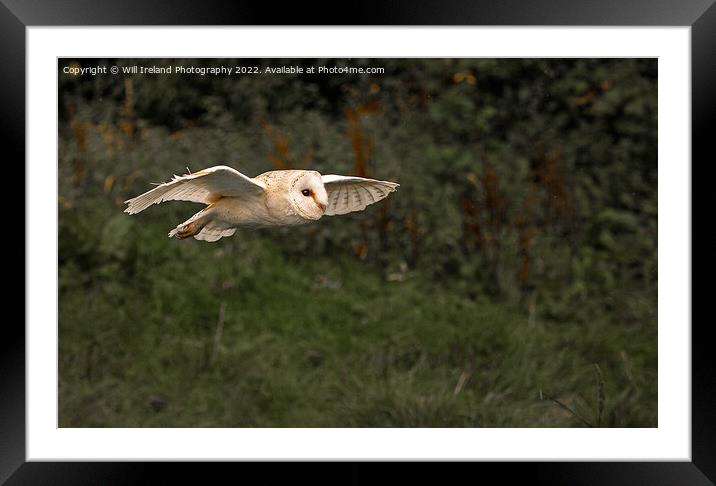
[5,0,707,483]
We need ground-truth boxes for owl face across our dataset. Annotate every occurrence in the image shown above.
[288,171,329,221]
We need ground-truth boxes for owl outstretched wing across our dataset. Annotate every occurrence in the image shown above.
[124,165,265,215]
[321,175,399,216]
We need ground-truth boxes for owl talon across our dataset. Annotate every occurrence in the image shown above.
[176,222,199,239]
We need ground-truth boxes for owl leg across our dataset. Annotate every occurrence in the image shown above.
[168,220,204,239]
[175,221,203,239]
[168,206,212,239]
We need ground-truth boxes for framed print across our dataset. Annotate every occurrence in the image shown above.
[6,0,708,483]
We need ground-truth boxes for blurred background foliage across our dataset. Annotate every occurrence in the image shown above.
[58,58,656,427]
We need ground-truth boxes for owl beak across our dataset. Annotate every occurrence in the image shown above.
[317,202,327,213]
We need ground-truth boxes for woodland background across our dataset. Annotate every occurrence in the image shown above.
[58,58,657,427]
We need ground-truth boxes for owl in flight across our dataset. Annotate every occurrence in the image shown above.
[124,166,400,242]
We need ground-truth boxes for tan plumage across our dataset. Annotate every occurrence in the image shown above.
[124,165,399,242]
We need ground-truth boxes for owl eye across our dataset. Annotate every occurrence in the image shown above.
[301,189,311,196]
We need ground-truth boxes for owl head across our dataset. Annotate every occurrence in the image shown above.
[288,171,329,221]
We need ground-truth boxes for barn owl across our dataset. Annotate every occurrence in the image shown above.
[124,166,400,242]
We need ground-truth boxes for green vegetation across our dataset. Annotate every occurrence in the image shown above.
[58,58,657,427]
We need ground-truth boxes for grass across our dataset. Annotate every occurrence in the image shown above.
[58,199,656,427]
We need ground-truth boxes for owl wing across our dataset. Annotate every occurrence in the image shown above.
[124,165,265,214]
[322,175,399,216]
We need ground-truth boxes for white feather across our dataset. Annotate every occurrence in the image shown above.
[124,165,265,215]
[321,175,399,216]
